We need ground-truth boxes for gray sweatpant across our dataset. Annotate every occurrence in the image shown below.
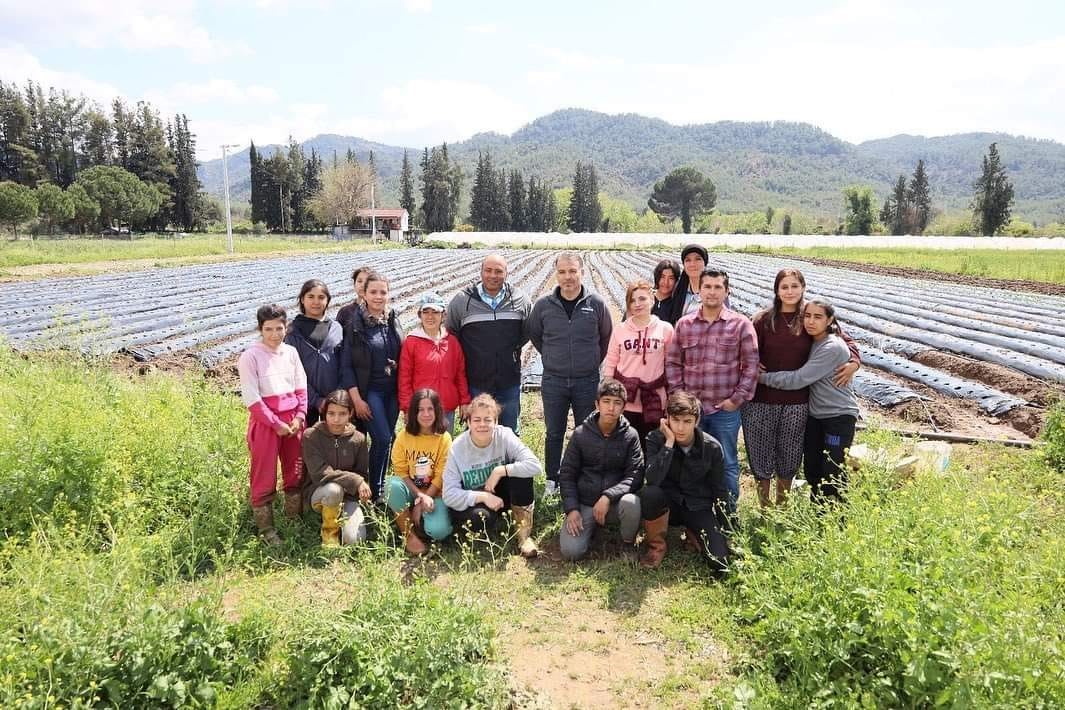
[559,493,641,561]
[311,482,367,544]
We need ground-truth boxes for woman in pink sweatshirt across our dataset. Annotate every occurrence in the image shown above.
[602,279,675,449]
[237,303,308,546]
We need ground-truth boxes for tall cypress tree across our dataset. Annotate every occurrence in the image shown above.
[568,161,586,233]
[249,141,266,225]
[168,114,201,230]
[508,170,526,232]
[907,159,931,234]
[399,149,415,219]
[972,143,1014,236]
[469,150,492,230]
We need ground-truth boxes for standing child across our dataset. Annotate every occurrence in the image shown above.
[238,304,308,545]
[386,389,454,555]
[758,300,860,504]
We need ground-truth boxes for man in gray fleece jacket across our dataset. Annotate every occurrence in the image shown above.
[528,252,613,494]
[558,379,643,561]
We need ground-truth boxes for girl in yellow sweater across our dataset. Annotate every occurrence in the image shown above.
[385,388,454,554]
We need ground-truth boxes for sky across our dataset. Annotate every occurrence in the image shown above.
[2,0,1064,161]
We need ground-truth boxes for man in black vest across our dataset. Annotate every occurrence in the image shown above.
[446,253,531,432]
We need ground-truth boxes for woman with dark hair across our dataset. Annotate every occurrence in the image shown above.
[285,279,355,428]
[346,270,404,499]
[758,300,860,504]
[650,259,681,322]
[302,389,372,546]
[742,269,861,507]
[661,244,711,325]
[385,388,454,554]
[336,264,373,329]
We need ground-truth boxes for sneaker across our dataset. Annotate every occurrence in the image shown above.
[543,480,559,498]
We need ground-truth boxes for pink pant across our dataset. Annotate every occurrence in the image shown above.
[247,410,303,507]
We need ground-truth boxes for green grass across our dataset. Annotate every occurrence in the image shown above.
[758,246,1065,284]
[0,349,1062,707]
[0,234,399,272]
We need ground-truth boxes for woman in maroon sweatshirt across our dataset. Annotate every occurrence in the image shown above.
[741,269,861,507]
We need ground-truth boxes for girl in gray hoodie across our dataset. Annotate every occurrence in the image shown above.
[758,300,859,503]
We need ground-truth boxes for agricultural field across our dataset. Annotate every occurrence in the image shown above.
[1,247,1064,707]
[2,247,1061,442]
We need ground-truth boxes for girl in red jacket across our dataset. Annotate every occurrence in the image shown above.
[398,291,471,432]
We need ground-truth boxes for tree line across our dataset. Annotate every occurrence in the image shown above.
[0,79,209,234]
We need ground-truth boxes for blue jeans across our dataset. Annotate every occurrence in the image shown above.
[700,408,741,509]
[469,383,521,432]
[365,388,399,500]
[541,373,599,482]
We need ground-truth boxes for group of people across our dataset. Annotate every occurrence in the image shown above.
[237,246,862,572]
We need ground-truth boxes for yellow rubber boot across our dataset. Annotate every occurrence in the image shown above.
[319,504,341,547]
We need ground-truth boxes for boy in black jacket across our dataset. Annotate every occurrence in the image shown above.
[639,390,731,574]
[558,379,643,561]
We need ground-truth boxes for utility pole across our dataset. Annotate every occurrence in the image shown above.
[220,144,239,253]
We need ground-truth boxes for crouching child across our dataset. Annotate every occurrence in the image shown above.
[301,390,372,546]
[639,390,731,575]
[559,378,643,561]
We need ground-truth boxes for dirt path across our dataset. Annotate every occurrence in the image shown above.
[781,255,1065,297]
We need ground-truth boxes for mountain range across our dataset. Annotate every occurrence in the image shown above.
[197,108,1065,225]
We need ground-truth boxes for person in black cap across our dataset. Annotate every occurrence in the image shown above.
[661,244,709,326]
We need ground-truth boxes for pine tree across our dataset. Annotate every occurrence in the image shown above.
[249,142,266,225]
[83,109,113,167]
[488,167,509,231]
[419,143,462,232]
[526,176,545,232]
[508,170,526,231]
[568,161,586,233]
[469,150,492,230]
[886,175,908,235]
[299,148,323,231]
[399,149,415,219]
[168,114,201,231]
[972,143,1014,236]
[907,159,931,234]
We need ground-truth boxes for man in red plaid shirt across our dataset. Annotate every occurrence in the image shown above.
[665,269,759,510]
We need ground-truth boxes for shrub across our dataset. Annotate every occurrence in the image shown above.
[271,575,505,708]
[1043,399,1065,473]
[0,349,247,573]
[731,451,1065,706]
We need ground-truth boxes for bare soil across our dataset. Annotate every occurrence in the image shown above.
[912,350,1059,406]
[785,256,1065,297]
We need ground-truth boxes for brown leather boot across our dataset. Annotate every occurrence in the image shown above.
[283,490,302,519]
[252,505,282,547]
[511,503,539,558]
[395,509,427,556]
[683,527,702,552]
[640,512,669,569]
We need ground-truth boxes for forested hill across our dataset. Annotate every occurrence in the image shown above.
[199,109,1065,223]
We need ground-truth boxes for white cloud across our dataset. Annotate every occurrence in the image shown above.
[465,23,497,34]
[0,0,249,62]
[0,44,122,105]
[401,0,432,13]
[145,79,278,107]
